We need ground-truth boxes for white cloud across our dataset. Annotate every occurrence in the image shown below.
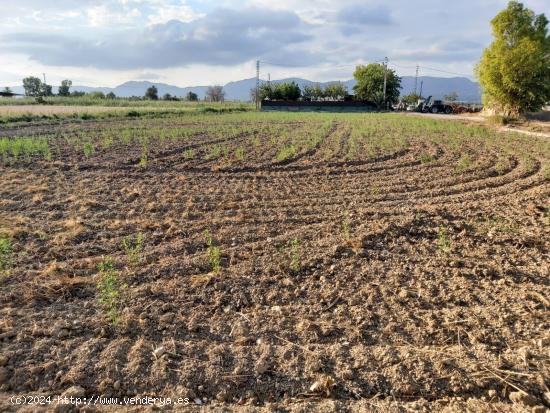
[1,0,549,87]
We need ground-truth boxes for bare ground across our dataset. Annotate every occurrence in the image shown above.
[0,114,549,412]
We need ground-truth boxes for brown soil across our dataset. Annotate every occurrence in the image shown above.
[0,114,549,413]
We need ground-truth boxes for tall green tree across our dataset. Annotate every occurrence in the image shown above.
[40,83,53,97]
[185,91,198,101]
[22,76,42,96]
[476,1,550,115]
[145,85,159,100]
[274,82,301,101]
[58,79,72,96]
[324,82,348,100]
[311,84,324,100]
[353,63,401,108]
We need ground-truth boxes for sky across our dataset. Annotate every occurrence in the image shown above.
[1,0,549,87]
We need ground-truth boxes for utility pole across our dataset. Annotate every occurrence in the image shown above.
[383,57,388,111]
[414,65,419,95]
[42,73,46,84]
[256,60,260,110]
[419,80,424,99]
[268,73,270,87]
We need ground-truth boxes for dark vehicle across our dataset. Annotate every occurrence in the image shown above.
[420,96,454,114]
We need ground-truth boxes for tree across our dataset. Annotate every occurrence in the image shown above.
[186,91,198,101]
[22,76,42,97]
[401,93,422,105]
[58,79,72,96]
[273,82,301,101]
[302,85,314,101]
[324,82,348,100]
[145,85,158,100]
[353,63,401,108]
[259,83,274,100]
[444,92,459,102]
[205,85,225,102]
[90,91,105,99]
[311,84,324,100]
[163,93,172,100]
[476,1,550,115]
[40,83,53,97]
[71,90,86,97]
[106,91,116,99]
[2,87,12,94]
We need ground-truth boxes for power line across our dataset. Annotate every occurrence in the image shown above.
[419,66,473,78]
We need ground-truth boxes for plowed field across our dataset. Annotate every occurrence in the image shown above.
[1,113,549,412]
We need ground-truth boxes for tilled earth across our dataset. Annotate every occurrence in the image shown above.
[0,114,549,412]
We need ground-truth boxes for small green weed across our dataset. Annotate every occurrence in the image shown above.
[437,226,451,254]
[419,152,436,164]
[139,147,148,167]
[0,233,13,277]
[121,233,143,266]
[342,211,351,241]
[456,153,473,172]
[204,230,221,273]
[276,144,296,162]
[234,147,245,161]
[289,238,301,271]
[97,258,124,325]
[83,141,94,157]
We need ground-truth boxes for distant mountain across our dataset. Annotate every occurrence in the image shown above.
[8,76,482,102]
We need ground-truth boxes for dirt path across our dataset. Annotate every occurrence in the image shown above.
[403,111,550,138]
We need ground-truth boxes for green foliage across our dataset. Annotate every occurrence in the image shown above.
[40,83,53,97]
[456,153,473,172]
[401,93,421,105]
[342,211,351,241]
[121,233,144,266]
[139,147,148,167]
[276,144,297,161]
[22,76,42,97]
[89,91,106,99]
[353,63,401,108]
[204,230,221,273]
[324,82,348,100]
[183,148,195,159]
[261,82,301,101]
[97,258,124,325]
[0,137,51,162]
[419,152,436,164]
[106,92,116,99]
[186,91,198,101]
[437,227,451,254]
[289,238,301,271]
[476,1,550,115]
[58,80,72,97]
[234,147,245,161]
[145,85,159,100]
[83,141,94,157]
[0,233,13,277]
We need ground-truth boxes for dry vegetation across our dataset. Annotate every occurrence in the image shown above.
[0,112,549,412]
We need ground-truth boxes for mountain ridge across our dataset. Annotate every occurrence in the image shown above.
[8,76,481,102]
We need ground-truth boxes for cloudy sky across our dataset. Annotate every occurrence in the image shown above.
[1,0,549,87]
